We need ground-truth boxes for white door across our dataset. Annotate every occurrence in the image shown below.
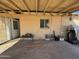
[11,19,20,39]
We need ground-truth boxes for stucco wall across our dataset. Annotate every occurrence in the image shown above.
[20,14,71,39]
[0,13,79,40]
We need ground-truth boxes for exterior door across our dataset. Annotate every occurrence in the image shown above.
[11,19,20,39]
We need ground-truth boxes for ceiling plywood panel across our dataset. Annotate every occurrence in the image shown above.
[39,0,49,11]
[62,2,79,12]
[54,0,77,12]
[0,4,10,10]
[11,0,26,10]
[0,0,18,10]
[33,0,37,11]
[46,0,64,12]
[30,0,36,10]
[44,0,54,11]
[64,4,79,12]
[19,0,28,10]
[23,0,36,11]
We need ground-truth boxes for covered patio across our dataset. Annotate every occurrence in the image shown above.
[0,0,79,41]
[0,0,79,59]
[0,0,79,42]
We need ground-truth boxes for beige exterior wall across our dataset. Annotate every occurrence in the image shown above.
[20,15,50,39]
[20,14,71,39]
[0,13,79,40]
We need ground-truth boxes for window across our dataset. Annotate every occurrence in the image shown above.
[13,21,18,29]
[40,19,49,28]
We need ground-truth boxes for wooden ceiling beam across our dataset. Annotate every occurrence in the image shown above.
[50,0,65,11]
[0,10,65,13]
[43,0,50,13]
[0,1,15,10]
[67,6,79,13]
[0,6,8,13]
[7,0,22,12]
[59,1,79,12]
[23,0,30,12]
[36,0,40,13]
[22,10,66,13]
[0,6,8,10]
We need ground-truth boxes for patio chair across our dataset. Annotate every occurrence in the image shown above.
[21,33,34,40]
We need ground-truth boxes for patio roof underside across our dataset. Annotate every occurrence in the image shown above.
[0,0,79,15]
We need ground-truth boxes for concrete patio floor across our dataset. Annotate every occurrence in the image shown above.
[0,40,79,59]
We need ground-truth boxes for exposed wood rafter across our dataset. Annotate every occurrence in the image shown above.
[67,6,79,13]
[49,0,65,16]
[43,0,50,13]
[0,6,8,13]
[18,10,66,13]
[7,0,22,12]
[59,1,79,12]
[23,0,30,12]
[0,6,8,10]
[0,9,66,13]
[51,0,65,12]
[0,1,15,10]
[36,0,40,14]
[71,9,79,13]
